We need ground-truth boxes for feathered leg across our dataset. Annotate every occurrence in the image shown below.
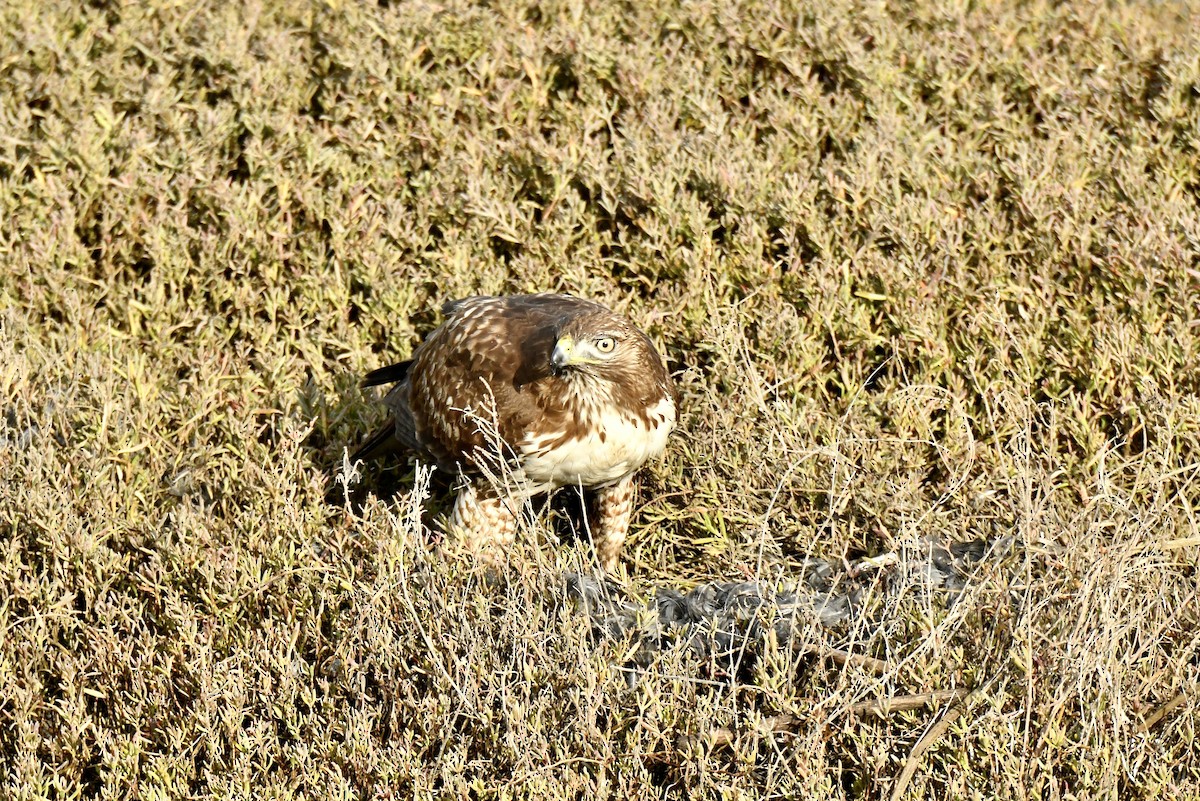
[590,474,635,572]
[449,480,517,566]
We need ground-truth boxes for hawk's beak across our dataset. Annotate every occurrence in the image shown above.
[551,336,574,369]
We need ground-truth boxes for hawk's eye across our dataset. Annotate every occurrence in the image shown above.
[595,337,616,354]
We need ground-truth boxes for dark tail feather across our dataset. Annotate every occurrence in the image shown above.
[349,419,404,464]
[362,360,413,388]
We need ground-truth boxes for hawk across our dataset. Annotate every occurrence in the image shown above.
[351,293,676,570]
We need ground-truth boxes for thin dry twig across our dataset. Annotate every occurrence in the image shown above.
[803,643,893,676]
[849,689,967,719]
[889,692,975,801]
[1136,690,1190,733]
[684,715,797,751]
[682,690,970,751]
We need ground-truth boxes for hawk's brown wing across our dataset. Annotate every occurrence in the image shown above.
[352,294,599,471]
[405,295,584,469]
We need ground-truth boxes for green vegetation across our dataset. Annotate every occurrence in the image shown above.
[2,0,1198,797]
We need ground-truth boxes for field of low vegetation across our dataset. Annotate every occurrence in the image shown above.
[3,0,1199,797]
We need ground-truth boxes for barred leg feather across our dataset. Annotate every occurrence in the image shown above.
[450,481,517,567]
[590,474,635,572]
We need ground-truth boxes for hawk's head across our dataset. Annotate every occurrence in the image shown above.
[547,307,671,407]
[551,311,639,371]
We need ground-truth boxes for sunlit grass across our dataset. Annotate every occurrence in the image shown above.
[1,0,1198,797]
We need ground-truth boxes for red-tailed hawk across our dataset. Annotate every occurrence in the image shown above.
[351,294,676,570]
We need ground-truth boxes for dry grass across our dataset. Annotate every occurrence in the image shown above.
[2,0,1199,797]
